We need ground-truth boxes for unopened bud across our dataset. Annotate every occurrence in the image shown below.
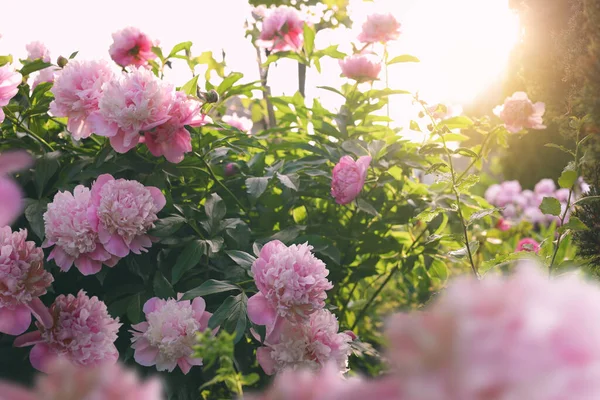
[204,89,219,103]
[57,56,68,68]
[224,163,238,177]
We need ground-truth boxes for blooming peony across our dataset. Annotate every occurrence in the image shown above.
[535,178,556,196]
[339,54,381,82]
[493,91,546,133]
[0,64,22,123]
[87,174,166,258]
[331,155,371,205]
[258,6,305,52]
[25,41,51,62]
[0,150,32,227]
[30,67,57,90]
[14,291,121,372]
[0,227,53,335]
[222,112,253,133]
[516,238,540,253]
[49,60,116,140]
[358,13,401,44]
[109,27,158,68]
[89,67,174,153]
[130,296,213,374]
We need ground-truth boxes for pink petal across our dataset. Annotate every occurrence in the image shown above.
[104,233,130,257]
[48,247,74,271]
[87,245,111,262]
[109,131,140,153]
[0,305,31,335]
[199,311,212,331]
[13,330,42,347]
[256,346,276,375]
[131,322,149,333]
[103,255,121,267]
[247,292,276,327]
[26,298,53,329]
[90,174,114,208]
[66,116,93,140]
[74,256,103,275]
[134,345,159,367]
[0,177,24,227]
[191,297,206,320]
[128,235,152,254]
[0,382,37,400]
[0,151,33,175]
[88,112,119,137]
[29,342,56,372]
[177,357,193,375]
[143,297,161,314]
[148,187,166,210]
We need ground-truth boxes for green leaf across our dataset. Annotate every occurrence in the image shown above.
[448,241,479,259]
[558,170,578,189]
[467,208,498,225]
[20,60,53,76]
[127,293,143,324]
[226,250,256,269]
[172,240,206,283]
[181,75,199,96]
[35,151,60,197]
[416,208,441,223]
[387,54,420,64]
[303,24,316,56]
[168,41,193,58]
[314,45,346,59]
[429,258,448,281]
[208,293,248,343]
[545,143,575,157]
[540,197,562,216]
[456,174,479,193]
[180,279,240,300]
[410,120,422,132]
[558,216,589,233]
[205,193,226,222]
[153,271,176,299]
[217,72,244,95]
[245,177,270,199]
[317,86,345,98]
[69,51,79,59]
[276,173,299,191]
[0,55,13,66]
[439,116,474,130]
[454,147,478,158]
[356,198,379,216]
[150,215,186,237]
[151,46,164,61]
[24,199,49,240]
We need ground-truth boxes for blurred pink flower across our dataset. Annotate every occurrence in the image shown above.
[25,42,51,63]
[30,67,57,90]
[14,291,121,372]
[49,60,116,140]
[222,113,253,133]
[493,92,546,133]
[224,162,238,177]
[130,296,213,374]
[0,64,22,123]
[339,54,381,82]
[258,6,304,52]
[88,174,165,258]
[0,150,32,227]
[358,13,401,44]
[109,27,158,68]
[496,218,511,231]
[331,155,371,205]
[534,178,556,196]
[89,67,174,153]
[0,227,53,336]
[516,238,540,253]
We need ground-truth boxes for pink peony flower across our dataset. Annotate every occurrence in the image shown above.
[496,218,511,231]
[130,296,213,374]
[358,13,401,44]
[222,113,253,133]
[49,60,116,140]
[386,264,600,399]
[89,67,174,153]
[25,41,51,63]
[258,6,305,52]
[248,240,333,328]
[331,155,372,205]
[0,227,53,335]
[88,174,166,258]
[143,91,211,163]
[0,64,22,123]
[555,188,570,203]
[516,238,540,253]
[109,27,158,68]
[534,178,556,196]
[339,54,381,82]
[256,309,352,375]
[0,358,163,400]
[493,92,546,133]
[14,290,121,372]
[0,150,32,227]
[30,67,57,90]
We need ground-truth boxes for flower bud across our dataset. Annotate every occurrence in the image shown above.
[57,56,69,68]
[224,162,238,177]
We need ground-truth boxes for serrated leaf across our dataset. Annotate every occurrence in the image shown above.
[357,198,378,216]
[151,46,164,60]
[276,173,299,191]
[153,271,176,299]
[226,250,256,269]
[180,279,240,300]
[388,54,420,64]
[172,240,206,283]
[181,75,199,96]
[558,170,577,189]
[245,177,270,199]
[540,197,561,216]
[448,241,479,258]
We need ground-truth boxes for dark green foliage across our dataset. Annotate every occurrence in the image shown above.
[573,185,600,268]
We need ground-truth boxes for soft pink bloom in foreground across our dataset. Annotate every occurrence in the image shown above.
[0,359,163,400]
[339,54,381,82]
[0,150,32,227]
[14,291,121,372]
[258,6,304,52]
[0,64,22,123]
[516,238,540,253]
[109,27,158,68]
[331,155,371,205]
[386,265,600,399]
[358,13,401,43]
[87,174,165,258]
[0,227,53,335]
[493,91,546,133]
[89,67,174,153]
[25,41,51,62]
[130,296,213,374]
[143,91,211,163]
[49,60,116,140]
[222,113,253,133]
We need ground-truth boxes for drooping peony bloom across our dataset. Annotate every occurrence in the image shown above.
[109,27,158,68]
[386,264,600,399]
[14,290,121,372]
[0,64,22,123]
[222,113,253,133]
[143,91,211,163]
[89,67,174,153]
[516,238,540,253]
[258,6,305,52]
[248,240,333,329]
[493,91,546,133]
[130,296,213,374]
[0,358,164,400]
[0,150,32,227]
[49,60,116,140]
[331,155,372,205]
[87,174,165,258]
[25,41,51,62]
[358,13,401,44]
[0,227,53,336]
[339,54,381,83]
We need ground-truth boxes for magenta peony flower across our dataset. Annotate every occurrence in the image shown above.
[89,67,174,153]
[130,296,213,374]
[109,27,158,68]
[0,227,53,336]
[14,290,121,372]
[516,238,540,253]
[222,113,253,133]
[258,6,305,52]
[49,59,116,140]
[44,185,118,275]
[331,155,371,205]
[0,64,22,123]
[358,13,401,44]
[339,54,381,83]
[87,174,165,258]
[143,91,211,163]
[493,91,546,133]
[25,41,51,62]
[0,150,32,227]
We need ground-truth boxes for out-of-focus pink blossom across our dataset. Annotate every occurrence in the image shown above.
[14,291,121,372]
[331,155,371,205]
[0,64,22,123]
[358,13,401,44]
[109,27,158,68]
[0,150,32,227]
[25,42,51,63]
[516,238,540,253]
[534,178,556,196]
[339,54,381,82]
[496,218,511,231]
[224,163,238,177]
[258,6,305,52]
[222,113,253,133]
[130,296,213,374]
[30,67,57,90]
[494,92,546,133]
[555,188,570,203]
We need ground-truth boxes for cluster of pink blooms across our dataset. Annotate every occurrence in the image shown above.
[130,295,214,375]
[0,63,22,123]
[43,173,165,275]
[257,6,305,52]
[0,150,32,227]
[331,155,372,205]
[25,41,57,89]
[109,27,158,68]
[494,91,546,133]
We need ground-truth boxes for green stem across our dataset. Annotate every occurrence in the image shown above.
[384,46,390,128]
[6,111,54,152]
[195,152,248,214]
